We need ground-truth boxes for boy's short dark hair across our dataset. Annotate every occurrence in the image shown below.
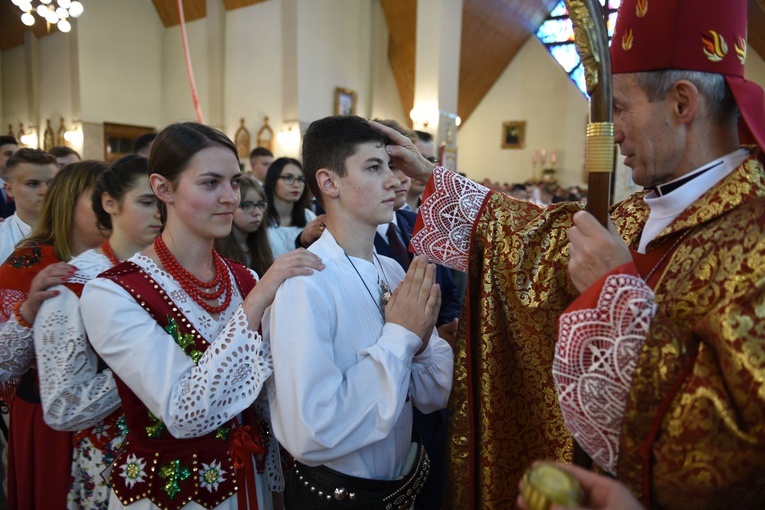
[0,136,19,147]
[6,148,57,177]
[249,146,273,159]
[374,119,416,142]
[302,115,387,206]
[48,146,81,159]
[413,130,433,143]
[133,132,158,154]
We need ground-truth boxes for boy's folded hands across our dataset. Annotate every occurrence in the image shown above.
[385,255,441,353]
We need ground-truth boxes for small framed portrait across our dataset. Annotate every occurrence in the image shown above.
[501,121,526,149]
[334,87,358,115]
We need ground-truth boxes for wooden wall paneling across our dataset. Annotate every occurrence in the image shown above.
[380,0,417,127]
[749,0,765,61]
[151,0,207,27]
[221,0,271,11]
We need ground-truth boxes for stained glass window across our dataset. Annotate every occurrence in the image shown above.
[535,0,619,96]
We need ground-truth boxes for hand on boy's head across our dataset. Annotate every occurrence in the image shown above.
[368,120,435,184]
[384,256,441,349]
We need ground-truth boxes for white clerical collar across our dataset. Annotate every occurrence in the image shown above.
[638,148,750,253]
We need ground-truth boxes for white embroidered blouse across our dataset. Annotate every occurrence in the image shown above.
[80,253,272,440]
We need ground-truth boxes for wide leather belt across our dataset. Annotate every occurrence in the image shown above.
[287,443,430,510]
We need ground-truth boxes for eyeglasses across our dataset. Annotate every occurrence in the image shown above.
[278,174,306,185]
[239,200,268,213]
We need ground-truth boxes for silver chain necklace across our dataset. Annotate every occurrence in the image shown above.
[344,252,392,319]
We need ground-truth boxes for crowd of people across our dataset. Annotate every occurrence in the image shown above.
[0,0,763,509]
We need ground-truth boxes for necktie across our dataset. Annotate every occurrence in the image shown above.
[387,222,411,271]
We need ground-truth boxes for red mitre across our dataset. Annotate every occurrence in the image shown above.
[610,0,765,150]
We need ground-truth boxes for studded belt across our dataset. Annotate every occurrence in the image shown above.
[286,443,430,510]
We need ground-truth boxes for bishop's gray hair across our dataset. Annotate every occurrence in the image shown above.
[634,70,739,125]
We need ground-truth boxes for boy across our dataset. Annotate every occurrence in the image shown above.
[265,116,453,509]
[249,146,274,183]
[0,149,58,263]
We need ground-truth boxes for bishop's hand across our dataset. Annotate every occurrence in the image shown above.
[567,211,632,293]
[369,120,435,185]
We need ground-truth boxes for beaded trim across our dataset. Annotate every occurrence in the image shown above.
[12,300,32,329]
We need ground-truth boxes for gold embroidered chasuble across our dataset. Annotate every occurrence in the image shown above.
[414,155,765,509]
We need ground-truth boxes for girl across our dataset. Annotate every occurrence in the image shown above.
[0,161,108,509]
[34,154,160,509]
[263,158,325,257]
[215,174,274,276]
[80,122,323,509]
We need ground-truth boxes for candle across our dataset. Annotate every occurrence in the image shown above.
[550,151,557,164]
[540,149,547,164]
[532,150,538,164]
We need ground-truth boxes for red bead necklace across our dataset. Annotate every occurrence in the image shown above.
[154,234,232,314]
[100,240,121,266]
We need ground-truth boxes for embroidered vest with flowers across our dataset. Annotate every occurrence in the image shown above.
[100,259,266,510]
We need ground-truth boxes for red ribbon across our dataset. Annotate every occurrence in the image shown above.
[175,0,205,124]
[231,425,266,510]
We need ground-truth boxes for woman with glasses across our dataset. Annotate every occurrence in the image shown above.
[216,174,274,276]
[263,158,326,257]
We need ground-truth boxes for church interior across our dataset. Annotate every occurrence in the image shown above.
[1,0,764,199]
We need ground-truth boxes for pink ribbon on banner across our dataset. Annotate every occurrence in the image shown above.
[176,0,205,123]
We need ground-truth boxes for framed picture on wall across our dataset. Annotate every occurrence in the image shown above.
[501,121,526,149]
[334,87,358,115]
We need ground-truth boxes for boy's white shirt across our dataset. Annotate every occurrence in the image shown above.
[265,229,453,480]
[0,212,31,264]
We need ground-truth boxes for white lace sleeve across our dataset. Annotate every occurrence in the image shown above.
[0,310,34,382]
[81,277,273,439]
[553,274,657,475]
[34,285,121,431]
[410,167,490,272]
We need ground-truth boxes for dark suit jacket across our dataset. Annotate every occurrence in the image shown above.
[374,209,461,327]
[0,194,15,219]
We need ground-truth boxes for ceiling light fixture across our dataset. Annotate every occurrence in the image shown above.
[12,0,84,32]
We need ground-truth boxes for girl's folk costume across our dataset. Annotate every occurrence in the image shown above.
[0,242,73,508]
[81,251,282,510]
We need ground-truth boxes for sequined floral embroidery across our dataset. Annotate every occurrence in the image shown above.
[165,316,203,364]
[199,460,227,493]
[159,459,191,499]
[120,454,147,488]
[6,246,43,269]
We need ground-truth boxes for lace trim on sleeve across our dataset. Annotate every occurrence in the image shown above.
[410,167,489,272]
[0,289,34,381]
[167,304,273,439]
[553,274,657,475]
[35,293,121,431]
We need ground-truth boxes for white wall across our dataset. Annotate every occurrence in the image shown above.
[1,46,29,134]
[77,0,163,127]
[296,0,373,122]
[163,18,209,126]
[38,32,73,142]
[745,47,765,87]
[458,38,589,186]
[223,1,284,150]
